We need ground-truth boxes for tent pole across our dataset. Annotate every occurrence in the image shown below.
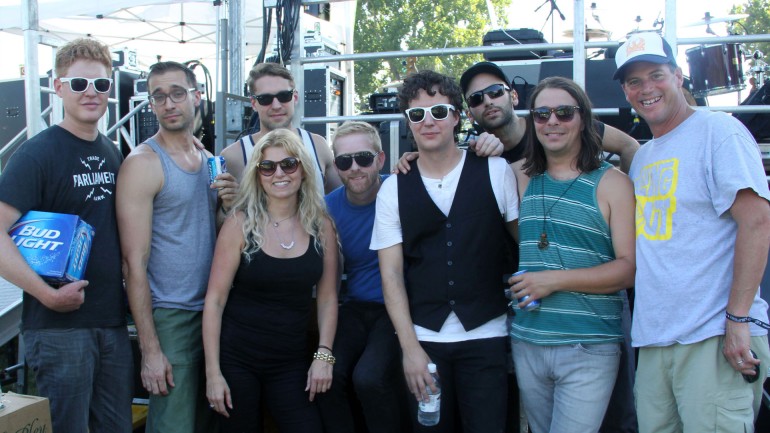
[22,0,43,138]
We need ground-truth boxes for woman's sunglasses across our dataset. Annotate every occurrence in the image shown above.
[251,90,295,106]
[334,151,380,171]
[404,104,456,124]
[466,84,509,108]
[59,77,113,94]
[258,157,301,176]
[530,105,582,124]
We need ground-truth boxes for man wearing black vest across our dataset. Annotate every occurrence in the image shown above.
[371,70,519,433]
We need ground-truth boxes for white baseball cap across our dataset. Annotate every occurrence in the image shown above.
[614,32,677,81]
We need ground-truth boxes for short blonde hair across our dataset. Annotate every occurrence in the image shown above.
[55,38,112,77]
[331,121,382,155]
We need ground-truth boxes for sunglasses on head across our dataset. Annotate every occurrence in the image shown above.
[466,84,510,108]
[404,104,456,124]
[258,157,301,176]
[530,105,582,124]
[334,151,381,171]
[59,77,113,94]
[252,90,295,106]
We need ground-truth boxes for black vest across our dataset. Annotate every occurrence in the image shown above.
[397,152,511,332]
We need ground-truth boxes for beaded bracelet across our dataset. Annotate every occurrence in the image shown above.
[313,351,336,365]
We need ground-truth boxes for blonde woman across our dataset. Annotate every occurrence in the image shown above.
[203,129,338,432]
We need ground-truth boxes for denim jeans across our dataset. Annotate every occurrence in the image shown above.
[512,339,621,433]
[24,327,133,433]
[317,302,403,433]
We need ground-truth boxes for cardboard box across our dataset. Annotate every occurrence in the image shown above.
[8,211,94,284]
[0,392,52,433]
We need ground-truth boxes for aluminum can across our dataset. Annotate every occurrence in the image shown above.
[207,156,227,184]
[512,270,540,311]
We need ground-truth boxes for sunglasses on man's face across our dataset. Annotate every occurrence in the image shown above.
[252,90,295,106]
[530,105,582,124]
[466,84,510,108]
[334,151,381,171]
[258,157,301,176]
[59,77,113,94]
[404,104,456,124]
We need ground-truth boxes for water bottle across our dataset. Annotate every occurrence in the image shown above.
[417,363,441,426]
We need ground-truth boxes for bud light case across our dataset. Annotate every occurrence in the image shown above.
[8,211,95,284]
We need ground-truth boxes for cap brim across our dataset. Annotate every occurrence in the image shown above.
[613,55,672,80]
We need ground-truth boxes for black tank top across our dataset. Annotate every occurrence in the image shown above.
[221,237,323,361]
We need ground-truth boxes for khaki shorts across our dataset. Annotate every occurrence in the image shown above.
[635,335,769,433]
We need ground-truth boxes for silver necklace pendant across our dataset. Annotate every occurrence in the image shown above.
[280,241,295,250]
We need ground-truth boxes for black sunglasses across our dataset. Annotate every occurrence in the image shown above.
[530,105,582,124]
[404,104,456,124]
[466,84,510,108]
[252,90,295,106]
[334,151,381,171]
[258,157,301,176]
[59,77,113,94]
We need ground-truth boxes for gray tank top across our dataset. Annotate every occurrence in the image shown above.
[146,138,216,311]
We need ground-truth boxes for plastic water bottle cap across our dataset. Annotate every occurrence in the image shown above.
[427,363,437,373]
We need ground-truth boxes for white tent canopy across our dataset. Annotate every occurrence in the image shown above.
[0,0,266,68]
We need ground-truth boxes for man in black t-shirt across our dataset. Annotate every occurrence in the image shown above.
[0,38,132,433]
[459,61,639,173]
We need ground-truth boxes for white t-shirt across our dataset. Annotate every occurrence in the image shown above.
[371,151,519,342]
[630,109,770,347]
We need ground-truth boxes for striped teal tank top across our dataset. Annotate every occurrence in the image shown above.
[511,161,623,345]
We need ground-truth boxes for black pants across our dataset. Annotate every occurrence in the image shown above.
[411,337,508,433]
[600,289,639,433]
[317,302,404,433]
[219,357,322,433]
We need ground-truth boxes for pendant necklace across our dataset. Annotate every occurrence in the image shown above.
[270,213,296,249]
[270,213,294,227]
[539,173,581,250]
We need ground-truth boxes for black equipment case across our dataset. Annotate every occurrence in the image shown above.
[482,28,548,61]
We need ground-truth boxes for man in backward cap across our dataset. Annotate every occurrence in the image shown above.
[458,61,639,173]
[615,31,770,432]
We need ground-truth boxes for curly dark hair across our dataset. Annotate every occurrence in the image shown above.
[397,70,464,137]
[522,76,603,176]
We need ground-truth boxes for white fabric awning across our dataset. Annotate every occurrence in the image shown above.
[0,0,266,66]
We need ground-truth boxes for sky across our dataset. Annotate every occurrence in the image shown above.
[0,0,748,102]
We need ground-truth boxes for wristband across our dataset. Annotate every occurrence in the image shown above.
[726,312,751,323]
[318,344,333,352]
[313,351,336,365]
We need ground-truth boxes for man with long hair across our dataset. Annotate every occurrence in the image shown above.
[508,76,635,433]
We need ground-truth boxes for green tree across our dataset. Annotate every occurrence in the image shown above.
[731,0,770,68]
[353,0,509,111]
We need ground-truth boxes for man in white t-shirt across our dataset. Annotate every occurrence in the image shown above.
[615,31,770,432]
[371,70,518,432]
